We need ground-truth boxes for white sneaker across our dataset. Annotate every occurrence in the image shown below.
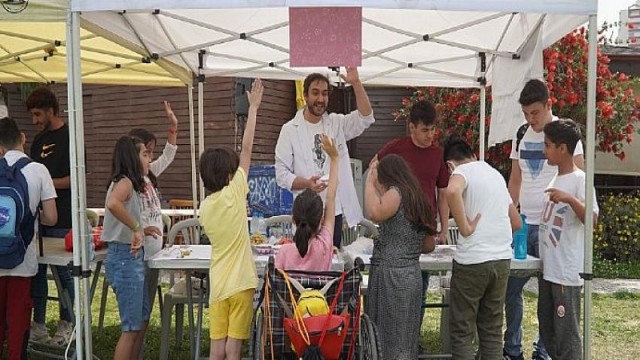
[30,322,52,344]
[51,320,74,346]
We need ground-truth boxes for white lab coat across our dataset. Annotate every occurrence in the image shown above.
[275,108,374,226]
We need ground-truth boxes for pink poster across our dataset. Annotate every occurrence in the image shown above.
[289,7,362,67]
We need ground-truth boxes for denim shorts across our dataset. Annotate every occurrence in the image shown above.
[104,242,150,332]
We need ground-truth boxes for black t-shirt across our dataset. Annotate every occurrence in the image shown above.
[31,124,72,229]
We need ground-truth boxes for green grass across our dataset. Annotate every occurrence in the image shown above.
[30,275,640,359]
[594,258,640,279]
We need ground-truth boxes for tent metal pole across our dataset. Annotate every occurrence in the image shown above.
[583,13,598,360]
[188,85,198,213]
[479,86,486,160]
[67,9,94,358]
[198,52,205,203]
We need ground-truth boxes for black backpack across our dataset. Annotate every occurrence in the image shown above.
[0,157,35,269]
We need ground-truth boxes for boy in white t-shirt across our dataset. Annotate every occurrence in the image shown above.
[0,117,57,359]
[443,137,521,360]
[538,119,598,360]
[504,79,585,360]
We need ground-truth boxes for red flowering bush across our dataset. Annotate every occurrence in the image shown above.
[394,27,639,173]
[545,27,638,161]
[393,87,512,176]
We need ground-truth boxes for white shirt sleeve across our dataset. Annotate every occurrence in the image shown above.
[150,142,177,176]
[573,139,584,156]
[338,109,375,141]
[275,125,297,191]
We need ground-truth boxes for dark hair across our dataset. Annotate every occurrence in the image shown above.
[199,147,239,193]
[543,119,582,154]
[303,73,331,96]
[291,189,324,258]
[129,128,158,187]
[26,86,59,116]
[410,100,437,126]
[376,154,436,234]
[518,79,549,106]
[0,117,21,149]
[443,136,475,162]
[108,136,146,193]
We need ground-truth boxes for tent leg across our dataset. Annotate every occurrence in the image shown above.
[583,13,598,360]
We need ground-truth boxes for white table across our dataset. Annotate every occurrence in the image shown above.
[342,244,541,275]
[36,237,107,323]
[148,244,343,360]
[88,207,198,219]
[342,245,542,358]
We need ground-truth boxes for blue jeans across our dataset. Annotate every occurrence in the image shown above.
[31,227,75,324]
[504,224,548,358]
[105,243,150,332]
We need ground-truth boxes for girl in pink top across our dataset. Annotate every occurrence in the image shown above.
[275,135,339,271]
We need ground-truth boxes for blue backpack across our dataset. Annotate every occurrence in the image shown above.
[0,157,35,269]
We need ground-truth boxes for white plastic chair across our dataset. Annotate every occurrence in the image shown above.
[445,217,460,245]
[159,218,205,360]
[341,219,379,247]
[264,214,294,238]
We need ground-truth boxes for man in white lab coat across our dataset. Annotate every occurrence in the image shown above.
[275,67,374,248]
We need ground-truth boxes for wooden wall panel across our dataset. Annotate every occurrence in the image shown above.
[4,78,296,207]
[347,86,413,169]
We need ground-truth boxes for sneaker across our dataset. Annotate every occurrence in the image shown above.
[29,322,52,344]
[51,320,74,346]
[503,350,525,360]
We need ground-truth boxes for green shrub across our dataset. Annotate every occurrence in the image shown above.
[594,191,640,263]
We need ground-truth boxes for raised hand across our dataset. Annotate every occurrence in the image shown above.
[339,66,361,85]
[320,134,339,160]
[164,101,178,125]
[247,78,264,109]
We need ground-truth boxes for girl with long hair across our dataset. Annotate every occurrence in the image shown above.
[275,134,339,271]
[101,136,153,360]
[364,154,436,360]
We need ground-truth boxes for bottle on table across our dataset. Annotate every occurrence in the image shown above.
[514,214,528,260]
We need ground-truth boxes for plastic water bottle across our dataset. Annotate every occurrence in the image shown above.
[514,214,528,260]
[257,213,267,237]
[250,211,260,234]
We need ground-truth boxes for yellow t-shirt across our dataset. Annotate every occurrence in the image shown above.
[199,168,257,303]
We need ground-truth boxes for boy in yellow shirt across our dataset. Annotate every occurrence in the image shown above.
[198,79,263,360]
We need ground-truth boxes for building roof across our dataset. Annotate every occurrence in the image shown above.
[602,44,640,57]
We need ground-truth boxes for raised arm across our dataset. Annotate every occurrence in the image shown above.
[364,157,401,223]
[239,79,263,175]
[340,67,372,117]
[164,100,178,146]
[320,134,339,231]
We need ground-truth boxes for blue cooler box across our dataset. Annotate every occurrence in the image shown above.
[247,165,293,217]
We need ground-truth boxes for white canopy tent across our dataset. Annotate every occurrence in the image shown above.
[0,0,189,85]
[0,2,197,358]
[74,1,592,148]
[4,0,599,358]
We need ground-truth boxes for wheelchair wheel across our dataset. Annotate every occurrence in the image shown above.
[358,313,381,360]
[249,310,263,360]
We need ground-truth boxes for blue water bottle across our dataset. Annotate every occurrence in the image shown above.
[514,214,528,260]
